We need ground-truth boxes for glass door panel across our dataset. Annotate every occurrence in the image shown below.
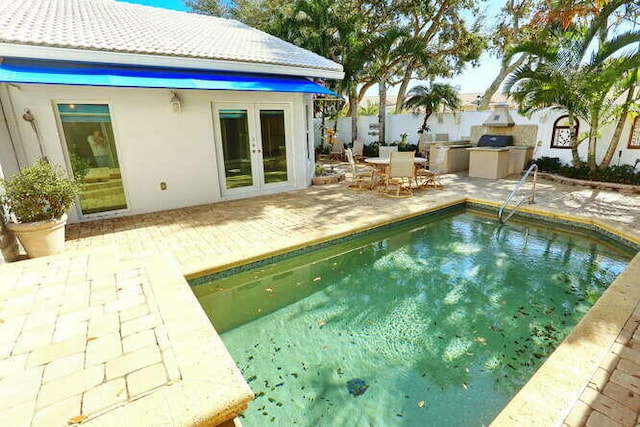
[259,110,288,184]
[57,104,127,215]
[219,109,254,190]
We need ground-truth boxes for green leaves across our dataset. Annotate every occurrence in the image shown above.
[402,84,461,133]
[0,159,80,223]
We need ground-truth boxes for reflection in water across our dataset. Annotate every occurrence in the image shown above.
[194,212,631,426]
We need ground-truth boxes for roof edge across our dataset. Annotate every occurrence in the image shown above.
[0,43,345,80]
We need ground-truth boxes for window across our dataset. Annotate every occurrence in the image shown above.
[628,116,640,149]
[550,115,579,149]
[57,104,128,215]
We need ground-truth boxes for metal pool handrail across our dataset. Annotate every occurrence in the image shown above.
[498,163,538,224]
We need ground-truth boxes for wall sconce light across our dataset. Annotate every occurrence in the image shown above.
[169,91,182,113]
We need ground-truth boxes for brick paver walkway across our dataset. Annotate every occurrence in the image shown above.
[564,303,640,427]
[1,171,639,426]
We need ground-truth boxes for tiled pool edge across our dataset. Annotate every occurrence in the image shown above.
[187,197,468,282]
[466,198,640,251]
[189,198,639,284]
[81,252,255,426]
[189,200,468,284]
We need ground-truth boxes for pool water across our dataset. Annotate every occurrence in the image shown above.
[193,210,633,426]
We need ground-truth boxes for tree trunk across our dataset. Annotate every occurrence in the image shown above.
[320,106,326,149]
[421,109,433,134]
[569,112,582,166]
[587,110,600,173]
[350,84,358,144]
[480,54,528,110]
[378,79,386,145]
[394,61,416,114]
[357,81,375,107]
[600,78,637,168]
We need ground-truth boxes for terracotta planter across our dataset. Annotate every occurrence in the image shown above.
[7,214,67,258]
[0,224,20,262]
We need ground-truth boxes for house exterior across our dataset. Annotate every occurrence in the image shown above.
[0,0,343,223]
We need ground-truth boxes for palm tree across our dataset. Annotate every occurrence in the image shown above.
[358,101,379,116]
[504,0,640,171]
[401,84,461,134]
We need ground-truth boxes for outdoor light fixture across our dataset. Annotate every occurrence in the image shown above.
[169,91,182,113]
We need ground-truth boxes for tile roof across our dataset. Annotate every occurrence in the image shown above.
[0,0,343,76]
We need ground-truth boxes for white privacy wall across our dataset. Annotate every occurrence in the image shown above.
[1,84,310,223]
[327,110,639,166]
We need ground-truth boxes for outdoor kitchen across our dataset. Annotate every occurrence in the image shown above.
[428,104,537,179]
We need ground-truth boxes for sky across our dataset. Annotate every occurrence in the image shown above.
[116,0,503,94]
[118,0,189,11]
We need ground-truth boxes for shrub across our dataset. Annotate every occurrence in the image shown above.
[399,143,418,153]
[531,157,640,185]
[530,157,563,172]
[0,160,80,223]
[594,165,640,185]
[363,143,379,157]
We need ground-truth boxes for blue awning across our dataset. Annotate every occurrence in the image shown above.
[0,58,339,96]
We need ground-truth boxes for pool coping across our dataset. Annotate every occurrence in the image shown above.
[0,246,254,427]
[187,196,640,426]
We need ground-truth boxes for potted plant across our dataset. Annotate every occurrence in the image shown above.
[312,163,345,185]
[0,159,80,258]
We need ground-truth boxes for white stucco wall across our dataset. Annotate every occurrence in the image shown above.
[0,84,312,223]
[324,109,639,167]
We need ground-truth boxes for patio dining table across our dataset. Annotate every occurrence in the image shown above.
[364,156,428,166]
[364,156,428,189]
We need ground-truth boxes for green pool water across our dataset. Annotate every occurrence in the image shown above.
[193,209,633,426]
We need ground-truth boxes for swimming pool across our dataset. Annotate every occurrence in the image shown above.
[192,209,634,426]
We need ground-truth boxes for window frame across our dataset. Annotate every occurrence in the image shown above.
[627,116,640,149]
[53,100,130,219]
[550,115,580,149]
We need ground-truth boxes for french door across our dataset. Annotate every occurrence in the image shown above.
[213,103,292,196]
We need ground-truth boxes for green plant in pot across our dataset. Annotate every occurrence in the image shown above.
[0,159,80,258]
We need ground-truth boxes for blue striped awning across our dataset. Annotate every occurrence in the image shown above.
[0,58,339,95]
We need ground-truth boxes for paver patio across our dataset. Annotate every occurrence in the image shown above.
[1,171,639,426]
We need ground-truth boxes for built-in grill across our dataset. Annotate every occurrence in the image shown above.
[477,134,514,148]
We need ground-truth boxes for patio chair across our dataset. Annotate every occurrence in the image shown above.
[345,148,374,190]
[380,151,415,197]
[416,148,444,189]
[378,145,398,159]
[329,140,345,161]
[352,138,365,162]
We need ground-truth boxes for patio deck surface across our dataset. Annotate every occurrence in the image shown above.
[1,171,639,426]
